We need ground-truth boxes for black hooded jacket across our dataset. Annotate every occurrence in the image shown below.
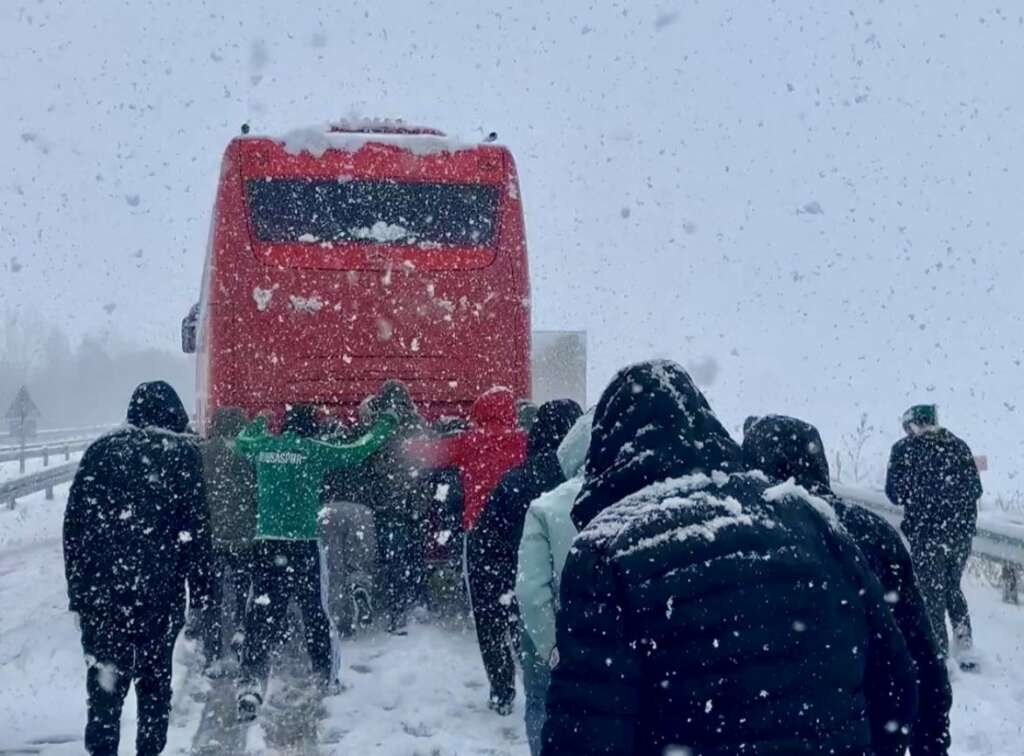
[467,399,583,604]
[885,427,981,544]
[202,406,257,548]
[542,361,917,756]
[743,415,951,756]
[63,381,212,629]
[361,380,434,520]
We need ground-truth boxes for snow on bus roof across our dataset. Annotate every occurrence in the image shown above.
[272,120,480,158]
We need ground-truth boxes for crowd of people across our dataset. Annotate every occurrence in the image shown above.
[61,361,984,756]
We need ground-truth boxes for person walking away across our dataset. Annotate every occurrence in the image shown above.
[359,380,434,634]
[886,404,983,669]
[744,414,952,756]
[233,404,396,722]
[542,361,917,756]
[516,409,593,754]
[318,465,379,635]
[201,406,258,677]
[63,381,212,756]
[468,399,582,715]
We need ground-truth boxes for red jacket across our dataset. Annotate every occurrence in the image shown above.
[409,388,527,531]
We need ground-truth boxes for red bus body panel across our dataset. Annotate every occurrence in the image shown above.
[195,135,530,430]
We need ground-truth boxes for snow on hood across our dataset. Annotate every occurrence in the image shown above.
[126,380,189,434]
[572,359,742,530]
[741,414,831,495]
[276,122,476,158]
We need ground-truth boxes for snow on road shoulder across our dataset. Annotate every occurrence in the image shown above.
[2,490,1022,756]
[949,581,1024,755]
[0,482,72,550]
[322,623,529,755]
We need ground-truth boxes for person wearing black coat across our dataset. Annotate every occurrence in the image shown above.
[467,399,583,714]
[542,361,917,756]
[743,414,951,756]
[64,381,212,756]
[886,405,982,661]
[361,380,434,634]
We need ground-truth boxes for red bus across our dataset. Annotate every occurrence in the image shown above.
[183,123,531,431]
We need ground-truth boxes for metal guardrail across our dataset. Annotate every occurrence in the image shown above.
[0,461,79,508]
[0,437,93,466]
[0,424,115,444]
[836,483,1024,603]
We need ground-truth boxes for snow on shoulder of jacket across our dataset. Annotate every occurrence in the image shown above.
[543,361,918,756]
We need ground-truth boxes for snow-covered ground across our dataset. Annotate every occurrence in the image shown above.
[1,491,1021,755]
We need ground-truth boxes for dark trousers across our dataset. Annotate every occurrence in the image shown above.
[240,540,335,690]
[910,536,973,657]
[377,512,425,626]
[203,544,253,660]
[520,634,551,755]
[468,565,519,706]
[80,613,182,756]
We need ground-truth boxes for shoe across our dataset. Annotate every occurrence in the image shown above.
[957,648,981,673]
[204,659,229,679]
[387,615,408,636]
[352,588,374,629]
[487,696,514,716]
[317,676,345,697]
[237,691,262,723]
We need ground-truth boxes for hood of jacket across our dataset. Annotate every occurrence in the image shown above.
[572,360,742,530]
[210,406,247,439]
[557,409,594,479]
[527,399,583,457]
[126,381,189,433]
[741,414,832,495]
[376,379,424,431]
[282,404,320,437]
[470,386,518,430]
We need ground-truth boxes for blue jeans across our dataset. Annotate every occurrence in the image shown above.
[520,636,551,756]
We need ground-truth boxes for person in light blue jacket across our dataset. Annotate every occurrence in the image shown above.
[515,409,593,755]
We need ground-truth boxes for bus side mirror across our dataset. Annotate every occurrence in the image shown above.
[182,303,199,354]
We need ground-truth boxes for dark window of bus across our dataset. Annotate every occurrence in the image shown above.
[246,179,499,246]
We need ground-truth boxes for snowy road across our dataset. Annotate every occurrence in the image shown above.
[0,492,1021,755]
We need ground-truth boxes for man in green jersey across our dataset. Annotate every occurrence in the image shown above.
[233,404,396,722]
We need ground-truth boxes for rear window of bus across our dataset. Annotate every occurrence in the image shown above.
[246,179,499,247]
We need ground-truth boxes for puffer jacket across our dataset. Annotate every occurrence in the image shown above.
[542,361,917,756]
[64,381,212,628]
[743,414,952,756]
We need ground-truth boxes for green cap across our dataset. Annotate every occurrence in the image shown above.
[902,404,938,429]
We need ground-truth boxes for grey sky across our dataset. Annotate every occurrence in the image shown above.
[2,0,1021,493]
